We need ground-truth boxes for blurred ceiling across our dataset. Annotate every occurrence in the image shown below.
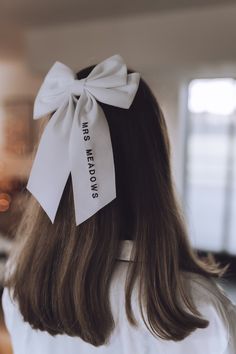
[0,0,235,59]
[0,0,235,26]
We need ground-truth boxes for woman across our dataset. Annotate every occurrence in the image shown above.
[2,54,236,354]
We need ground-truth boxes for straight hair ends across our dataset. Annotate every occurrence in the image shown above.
[6,66,225,346]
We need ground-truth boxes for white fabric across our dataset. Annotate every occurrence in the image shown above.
[27,54,140,225]
[2,241,236,354]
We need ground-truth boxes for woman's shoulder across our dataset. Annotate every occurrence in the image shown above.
[2,273,236,354]
[182,272,236,354]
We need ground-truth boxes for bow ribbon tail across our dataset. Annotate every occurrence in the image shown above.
[27,99,74,223]
[69,93,116,225]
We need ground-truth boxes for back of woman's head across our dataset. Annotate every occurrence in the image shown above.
[6,64,224,346]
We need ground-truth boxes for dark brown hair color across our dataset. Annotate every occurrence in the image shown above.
[6,65,225,346]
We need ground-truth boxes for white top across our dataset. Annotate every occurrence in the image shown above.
[2,240,236,354]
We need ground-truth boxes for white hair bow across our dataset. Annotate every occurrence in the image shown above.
[27,54,140,225]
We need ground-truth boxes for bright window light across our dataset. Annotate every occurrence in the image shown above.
[188,78,236,116]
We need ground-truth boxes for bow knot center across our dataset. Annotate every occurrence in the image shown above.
[68,78,87,96]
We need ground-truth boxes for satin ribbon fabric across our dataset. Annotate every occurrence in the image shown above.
[27,54,140,225]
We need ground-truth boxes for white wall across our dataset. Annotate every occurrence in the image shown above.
[25,4,236,73]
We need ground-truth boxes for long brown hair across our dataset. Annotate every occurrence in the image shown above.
[6,64,225,346]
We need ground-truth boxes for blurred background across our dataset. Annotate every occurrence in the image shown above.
[0,0,236,352]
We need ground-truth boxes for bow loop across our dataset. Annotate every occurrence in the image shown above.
[85,55,127,88]
[27,54,140,225]
[33,61,76,119]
